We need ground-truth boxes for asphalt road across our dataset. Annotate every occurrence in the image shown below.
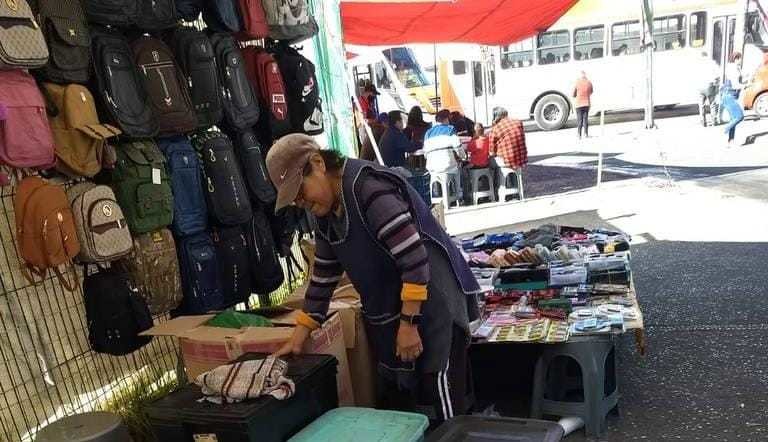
[523,105,701,133]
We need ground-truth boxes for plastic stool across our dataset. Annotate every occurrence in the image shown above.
[430,170,460,208]
[497,167,524,202]
[467,168,495,205]
[530,337,619,437]
[35,411,131,442]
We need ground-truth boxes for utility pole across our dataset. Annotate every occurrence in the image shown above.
[642,0,655,129]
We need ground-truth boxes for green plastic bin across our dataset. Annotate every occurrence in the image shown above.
[288,407,429,442]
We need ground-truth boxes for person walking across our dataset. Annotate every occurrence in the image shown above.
[379,110,418,168]
[573,71,593,139]
[723,52,746,147]
[268,134,480,423]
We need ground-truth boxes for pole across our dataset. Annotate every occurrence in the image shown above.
[597,110,605,187]
[433,44,439,111]
[642,0,655,129]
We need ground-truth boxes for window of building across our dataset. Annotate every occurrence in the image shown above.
[574,25,605,61]
[611,21,642,56]
[453,60,467,75]
[472,62,483,97]
[690,12,706,48]
[537,30,571,65]
[654,14,686,51]
[500,38,534,69]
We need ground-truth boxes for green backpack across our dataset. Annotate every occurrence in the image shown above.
[112,141,173,234]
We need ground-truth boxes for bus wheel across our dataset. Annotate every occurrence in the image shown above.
[534,94,569,131]
[754,92,768,118]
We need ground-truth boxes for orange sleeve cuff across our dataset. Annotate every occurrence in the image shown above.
[401,283,428,301]
[296,311,321,330]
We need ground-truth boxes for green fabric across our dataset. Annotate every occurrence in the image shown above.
[310,0,355,157]
[206,311,273,329]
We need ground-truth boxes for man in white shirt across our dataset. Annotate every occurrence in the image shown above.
[423,109,464,201]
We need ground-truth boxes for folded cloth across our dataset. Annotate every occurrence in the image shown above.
[195,356,295,404]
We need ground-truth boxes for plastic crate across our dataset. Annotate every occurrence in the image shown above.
[427,416,564,442]
[146,354,338,442]
[406,170,431,205]
[289,407,429,442]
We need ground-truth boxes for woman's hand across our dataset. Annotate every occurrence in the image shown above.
[396,322,423,362]
[272,325,312,358]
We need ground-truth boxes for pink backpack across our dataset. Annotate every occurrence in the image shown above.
[0,71,55,169]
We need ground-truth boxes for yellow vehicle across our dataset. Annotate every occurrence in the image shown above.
[381,47,440,114]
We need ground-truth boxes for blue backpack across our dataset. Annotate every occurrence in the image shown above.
[158,136,208,237]
[175,232,224,315]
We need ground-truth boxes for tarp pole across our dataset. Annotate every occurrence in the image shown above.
[348,71,385,165]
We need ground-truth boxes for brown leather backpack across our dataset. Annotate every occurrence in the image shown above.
[43,83,121,178]
[15,176,81,291]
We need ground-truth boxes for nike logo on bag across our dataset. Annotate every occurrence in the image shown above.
[280,169,288,180]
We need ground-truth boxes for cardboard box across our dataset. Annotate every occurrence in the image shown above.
[142,311,355,406]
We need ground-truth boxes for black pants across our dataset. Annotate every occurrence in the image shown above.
[378,325,472,423]
[576,106,590,138]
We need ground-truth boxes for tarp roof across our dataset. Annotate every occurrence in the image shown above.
[340,0,580,46]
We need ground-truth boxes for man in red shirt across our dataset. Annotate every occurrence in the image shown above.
[489,107,528,169]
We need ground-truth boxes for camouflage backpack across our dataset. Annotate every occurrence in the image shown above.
[115,228,182,314]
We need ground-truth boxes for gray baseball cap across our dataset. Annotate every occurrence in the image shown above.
[266,134,319,212]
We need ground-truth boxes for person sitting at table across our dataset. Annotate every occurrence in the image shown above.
[358,112,388,162]
[379,110,418,168]
[466,123,490,169]
[450,111,475,137]
[424,109,464,201]
[404,106,432,150]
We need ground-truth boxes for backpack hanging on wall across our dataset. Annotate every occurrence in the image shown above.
[236,0,268,40]
[176,0,203,21]
[136,0,178,31]
[34,0,91,84]
[67,182,133,263]
[168,28,223,129]
[111,140,174,234]
[203,0,241,32]
[176,232,224,314]
[191,131,252,226]
[132,36,197,136]
[211,225,252,307]
[83,265,153,355]
[83,0,139,27]
[115,228,183,315]
[15,177,80,291]
[158,136,207,237]
[274,44,323,135]
[262,0,318,43]
[232,129,276,206]
[91,28,157,139]
[0,71,56,169]
[243,47,291,139]
[210,33,260,131]
[0,0,49,69]
[42,83,121,178]
[246,208,284,295]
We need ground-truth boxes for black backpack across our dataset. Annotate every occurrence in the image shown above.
[83,266,153,356]
[274,44,323,135]
[131,36,197,136]
[212,225,252,307]
[210,33,260,131]
[83,0,138,27]
[91,28,157,139]
[232,129,276,206]
[246,208,284,295]
[203,0,241,32]
[34,0,91,84]
[136,0,178,30]
[168,28,223,129]
[176,232,224,314]
[192,131,253,226]
[176,0,203,21]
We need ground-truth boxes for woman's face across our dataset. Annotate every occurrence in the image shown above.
[294,154,337,217]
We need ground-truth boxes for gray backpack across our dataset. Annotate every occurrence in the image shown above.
[262,0,318,43]
[0,0,49,69]
[67,183,133,263]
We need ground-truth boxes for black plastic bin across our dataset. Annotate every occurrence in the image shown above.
[146,354,338,442]
[427,416,564,442]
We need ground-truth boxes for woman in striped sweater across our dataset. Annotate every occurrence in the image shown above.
[267,134,480,423]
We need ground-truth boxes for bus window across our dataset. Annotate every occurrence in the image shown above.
[473,61,483,97]
[611,21,642,56]
[746,11,767,45]
[487,60,496,95]
[382,47,432,88]
[500,38,534,69]
[690,12,706,48]
[727,16,736,60]
[453,61,467,75]
[538,30,570,65]
[374,62,392,90]
[574,25,604,61]
[653,15,686,51]
[713,19,724,65]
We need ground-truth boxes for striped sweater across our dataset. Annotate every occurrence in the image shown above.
[297,171,429,328]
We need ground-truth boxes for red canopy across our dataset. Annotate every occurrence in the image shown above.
[340,0,579,45]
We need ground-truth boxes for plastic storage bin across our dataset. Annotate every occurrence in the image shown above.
[35,411,130,442]
[146,354,338,442]
[289,407,429,442]
[427,416,564,442]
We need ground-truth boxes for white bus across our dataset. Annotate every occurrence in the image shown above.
[438,0,768,130]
